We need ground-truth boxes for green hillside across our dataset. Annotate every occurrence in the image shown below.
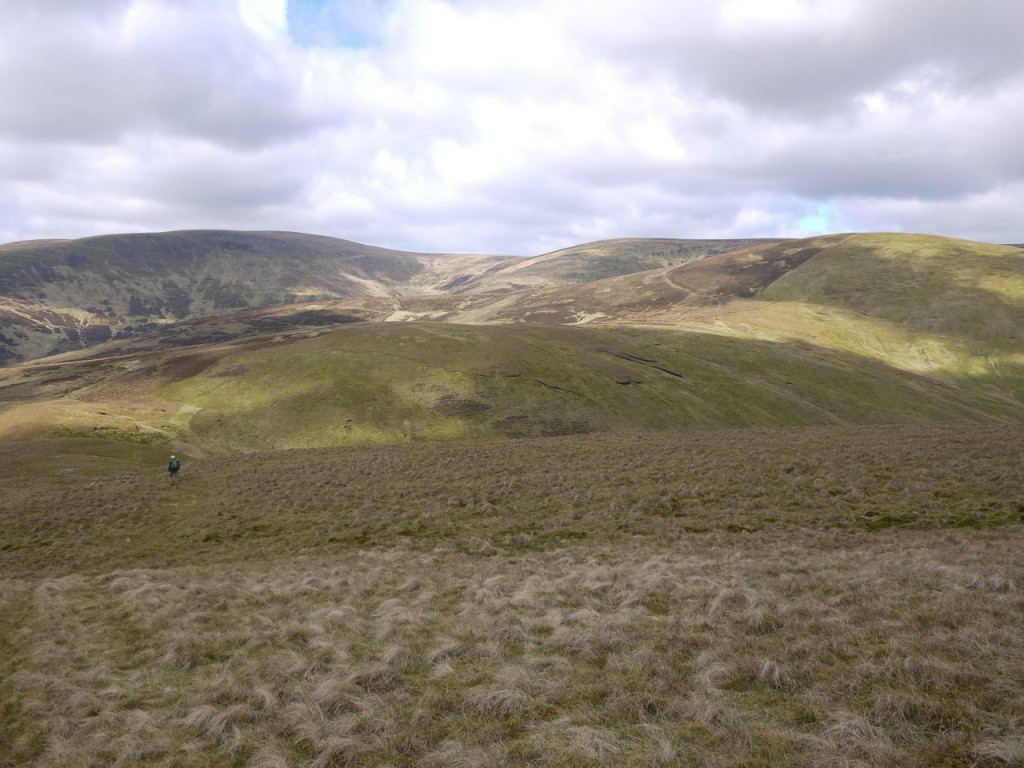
[3,231,1024,453]
[0,230,514,364]
[473,237,777,290]
[3,321,1021,455]
[759,233,1024,355]
[5,229,1024,767]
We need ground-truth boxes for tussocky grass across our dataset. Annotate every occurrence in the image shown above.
[1,424,1023,766]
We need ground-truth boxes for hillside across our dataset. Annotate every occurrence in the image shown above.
[2,231,1024,453]
[4,228,1024,767]
[0,232,769,364]
[2,320,1021,456]
[0,230,517,364]
[458,237,781,292]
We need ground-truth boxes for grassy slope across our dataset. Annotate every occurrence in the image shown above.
[472,238,778,290]
[0,230,514,363]
[759,233,1024,355]
[2,427,1023,767]
[2,231,1024,453]
[3,321,1021,455]
[573,233,1024,406]
[4,232,1024,766]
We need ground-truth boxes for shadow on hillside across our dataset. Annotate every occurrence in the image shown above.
[172,327,1024,450]
[762,244,1024,355]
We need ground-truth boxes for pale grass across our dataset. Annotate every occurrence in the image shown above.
[973,735,1024,766]
[4,530,1024,766]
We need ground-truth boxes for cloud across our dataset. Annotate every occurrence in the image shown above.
[238,0,287,39]
[0,0,1021,252]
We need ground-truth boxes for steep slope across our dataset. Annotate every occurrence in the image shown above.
[0,230,517,364]
[758,233,1024,352]
[462,237,780,292]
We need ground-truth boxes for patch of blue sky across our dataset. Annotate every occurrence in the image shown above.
[286,0,385,48]
[795,201,838,236]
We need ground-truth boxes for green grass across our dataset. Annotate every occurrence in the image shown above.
[84,322,1024,452]
[761,233,1024,356]
[5,232,1024,455]
[4,318,1023,455]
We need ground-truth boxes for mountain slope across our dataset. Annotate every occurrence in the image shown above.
[2,230,1023,453]
[393,232,1024,376]
[460,237,779,292]
[0,232,774,364]
[2,321,1021,454]
[0,230,517,364]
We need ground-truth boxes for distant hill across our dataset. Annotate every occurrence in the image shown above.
[460,237,781,292]
[0,230,531,364]
[2,229,1024,453]
[0,231,766,364]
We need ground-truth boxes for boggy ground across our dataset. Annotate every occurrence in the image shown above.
[2,425,1023,767]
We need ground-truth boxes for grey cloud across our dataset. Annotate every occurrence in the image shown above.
[837,183,1024,244]
[579,0,1024,117]
[0,0,1021,251]
[0,0,313,147]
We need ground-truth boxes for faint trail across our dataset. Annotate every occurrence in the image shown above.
[659,266,719,305]
[657,233,861,304]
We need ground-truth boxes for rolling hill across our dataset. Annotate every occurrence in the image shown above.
[0,230,521,364]
[4,228,1024,768]
[0,231,768,364]
[2,230,1023,454]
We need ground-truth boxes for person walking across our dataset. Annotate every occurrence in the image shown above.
[168,454,181,486]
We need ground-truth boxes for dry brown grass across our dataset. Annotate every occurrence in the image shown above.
[4,534,1023,767]
[2,425,1024,766]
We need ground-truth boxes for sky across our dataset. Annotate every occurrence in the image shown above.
[0,0,1022,255]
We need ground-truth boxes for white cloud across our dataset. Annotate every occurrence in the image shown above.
[238,0,287,39]
[0,0,1022,252]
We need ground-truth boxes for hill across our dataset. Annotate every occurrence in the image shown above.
[0,231,769,364]
[458,237,781,292]
[2,231,1024,453]
[4,227,1024,766]
[2,320,1021,455]
[0,230,516,364]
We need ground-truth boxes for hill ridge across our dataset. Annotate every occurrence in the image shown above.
[0,230,770,364]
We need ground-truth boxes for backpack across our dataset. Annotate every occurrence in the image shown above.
[169,458,180,472]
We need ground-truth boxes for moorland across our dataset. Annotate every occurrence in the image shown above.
[1,229,1023,767]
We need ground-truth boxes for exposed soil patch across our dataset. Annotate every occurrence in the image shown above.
[159,352,226,382]
[664,242,826,303]
[434,395,492,417]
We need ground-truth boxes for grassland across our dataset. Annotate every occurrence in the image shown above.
[2,426,1024,767]
[3,230,1024,766]
[3,321,1023,456]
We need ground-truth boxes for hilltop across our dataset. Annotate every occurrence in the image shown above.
[0,231,764,364]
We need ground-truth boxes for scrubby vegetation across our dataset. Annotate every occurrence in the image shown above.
[2,426,1023,766]
[4,321,1023,454]
[3,230,1024,765]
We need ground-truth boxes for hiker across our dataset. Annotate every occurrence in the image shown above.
[168,454,181,486]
